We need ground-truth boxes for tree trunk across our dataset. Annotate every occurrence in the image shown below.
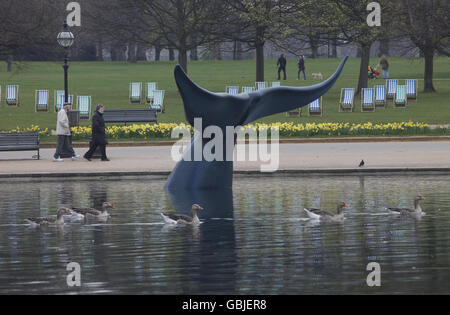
[179,48,188,73]
[128,43,138,63]
[331,38,338,58]
[169,48,175,61]
[423,47,436,92]
[357,43,371,95]
[137,44,147,61]
[190,46,198,61]
[379,37,389,56]
[155,46,161,61]
[97,40,104,61]
[233,41,242,60]
[255,27,265,82]
[6,55,13,72]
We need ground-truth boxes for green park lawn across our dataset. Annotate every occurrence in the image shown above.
[0,57,449,132]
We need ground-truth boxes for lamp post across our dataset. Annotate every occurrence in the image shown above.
[57,21,74,106]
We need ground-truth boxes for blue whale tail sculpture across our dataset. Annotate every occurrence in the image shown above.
[165,57,348,191]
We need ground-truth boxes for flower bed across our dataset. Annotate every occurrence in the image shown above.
[3,122,449,141]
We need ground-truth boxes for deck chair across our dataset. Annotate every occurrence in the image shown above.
[130,82,142,104]
[242,87,255,94]
[308,97,323,117]
[227,86,240,95]
[77,96,92,120]
[406,79,418,100]
[6,85,19,106]
[386,79,398,99]
[150,90,165,112]
[35,90,49,112]
[361,88,375,112]
[374,85,386,108]
[255,82,267,90]
[286,108,301,117]
[394,85,407,108]
[271,82,281,88]
[339,88,355,112]
[55,92,74,112]
[146,82,158,104]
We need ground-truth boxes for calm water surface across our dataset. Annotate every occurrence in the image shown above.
[0,174,449,294]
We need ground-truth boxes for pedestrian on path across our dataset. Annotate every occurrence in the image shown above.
[53,104,80,162]
[84,104,109,162]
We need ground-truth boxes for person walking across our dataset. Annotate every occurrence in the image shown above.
[298,55,306,80]
[277,54,287,80]
[84,104,109,162]
[53,104,79,162]
[380,55,389,79]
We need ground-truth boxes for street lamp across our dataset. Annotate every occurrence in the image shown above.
[57,21,74,106]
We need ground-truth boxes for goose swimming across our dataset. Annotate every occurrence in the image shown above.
[71,202,115,219]
[388,196,425,216]
[304,202,349,221]
[161,204,204,225]
[25,208,72,226]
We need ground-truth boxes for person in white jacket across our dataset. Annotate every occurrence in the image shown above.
[53,104,80,162]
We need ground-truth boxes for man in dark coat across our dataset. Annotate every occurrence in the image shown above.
[277,54,287,80]
[298,55,306,80]
[84,104,109,161]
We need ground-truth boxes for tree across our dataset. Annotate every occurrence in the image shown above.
[221,0,299,81]
[398,0,450,92]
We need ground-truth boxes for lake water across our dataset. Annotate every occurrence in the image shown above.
[0,174,449,295]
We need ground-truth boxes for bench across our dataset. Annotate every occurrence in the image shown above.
[103,109,158,124]
[0,132,40,159]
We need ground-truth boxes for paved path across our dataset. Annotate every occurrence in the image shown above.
[1,141,449,177]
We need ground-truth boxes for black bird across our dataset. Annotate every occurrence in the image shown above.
[359,160,365,167]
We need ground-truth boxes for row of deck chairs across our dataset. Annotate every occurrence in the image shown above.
[129,82,165,112]
[34,90,93,120]
[226,82,281,95]
[340,79,418,112]
[0,85,20,106]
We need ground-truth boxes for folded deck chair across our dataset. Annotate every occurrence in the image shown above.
[386,79,398,99]
[35,90,49,112]
[309,97,323,117]
[394,85,407,108]
[77,96,92,120]
[271,82,281,88]
[406,79,418,100]
[150,90,165,112]
[227,86,239,95]
[255,82,267,90]
[339,88,355,112]
[374,85,386,108]
[55,92,74,112]
[361,88,375,112]
[242,87,255,94]
[130,82,142,104]
[146,82,158,104]
[6,85,19,106]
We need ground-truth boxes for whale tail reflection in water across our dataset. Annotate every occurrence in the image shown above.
[164,57,348,191]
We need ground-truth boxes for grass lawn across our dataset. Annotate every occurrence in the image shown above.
[0,57,449,131]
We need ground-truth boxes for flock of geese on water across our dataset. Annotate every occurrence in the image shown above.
[24,195,426,227]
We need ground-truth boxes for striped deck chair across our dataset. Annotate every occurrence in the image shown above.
[77,96,92,120]
[386,79,398,99]
[227,86,239,95]
[146,82,158,104]
[271,82,281,88]
[361,88,375,112]
[242,87,255,94]
[374,85,386,108]
[394,85,407,108]
[339,88,355,112]
[309,97,323,117]
[35,90,49,112]
[406,79,417,100]
[6,85,19,106]
[130,82,142,104]
[255,82,267,90]
[56,93,74,112]
[150,90,165,112]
